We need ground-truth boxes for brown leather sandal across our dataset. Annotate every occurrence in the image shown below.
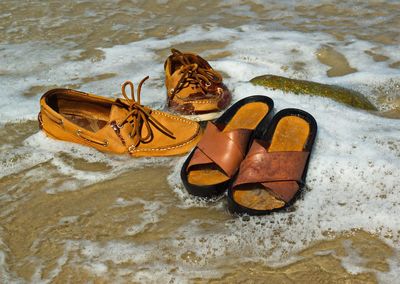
[181,95,274,198]
[227,108,317,215]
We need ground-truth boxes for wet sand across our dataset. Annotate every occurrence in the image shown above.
[0,163,394,283]
[1,1,400,282]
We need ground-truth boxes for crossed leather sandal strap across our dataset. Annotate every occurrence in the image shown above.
[186,122,251,177]
[233,141,309,203]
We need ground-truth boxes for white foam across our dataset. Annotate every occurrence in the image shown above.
[86,262,108,275]
[167,156,226,209]
[0,227,23,284]
[28,241,71,284]
[14,131,172,194]
[377,254,400,283]
[0,138,54,179]
[58,216,80,225]
[56,238,225,283]
[112,198,167,236]
[1,25,398,123]
[309,241,400,283]
[79,240,153,265]
[340,240,370,274]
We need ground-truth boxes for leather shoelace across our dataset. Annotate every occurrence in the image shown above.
[118,76,175,148]
[169,48,222,100]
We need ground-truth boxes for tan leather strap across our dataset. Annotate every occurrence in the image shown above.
[187,122,251,177]
[233,141,309,202]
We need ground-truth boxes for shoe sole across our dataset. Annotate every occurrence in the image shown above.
[180,111,224,122]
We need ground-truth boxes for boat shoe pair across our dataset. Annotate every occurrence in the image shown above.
[39,49,231,157]
[181,96,317,215]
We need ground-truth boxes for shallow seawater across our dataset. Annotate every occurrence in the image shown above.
[1,1,400,283]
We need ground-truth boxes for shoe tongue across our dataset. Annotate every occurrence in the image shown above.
[171,67,183,78]
[109,103,129,122]
[178,53,209,68]
[171,66,204,93]
[95,104,132,146]
[108,104,142,147]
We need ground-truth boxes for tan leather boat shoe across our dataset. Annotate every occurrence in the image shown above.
[164,49,231,121]
[38,77,201,157]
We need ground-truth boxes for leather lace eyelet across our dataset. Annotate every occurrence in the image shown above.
[128,145,136,152]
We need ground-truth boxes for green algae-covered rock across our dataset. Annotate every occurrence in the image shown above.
[250,74,377,111]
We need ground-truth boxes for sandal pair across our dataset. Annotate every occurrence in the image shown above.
[181,96,317,215]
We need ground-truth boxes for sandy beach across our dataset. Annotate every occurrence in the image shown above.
[1,1,399,282]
